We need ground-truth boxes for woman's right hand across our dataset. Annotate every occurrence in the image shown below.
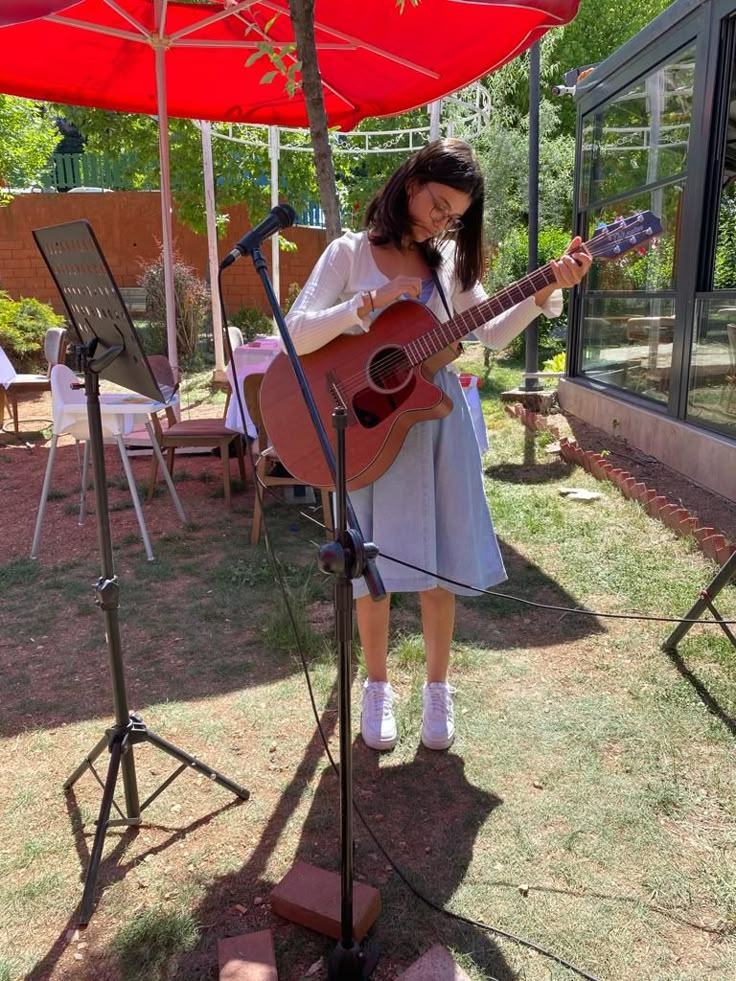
[359,276,423,317]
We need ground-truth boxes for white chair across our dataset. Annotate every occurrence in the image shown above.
[31,364,156,561]
[227,325,244,352]
[0,328,67,433]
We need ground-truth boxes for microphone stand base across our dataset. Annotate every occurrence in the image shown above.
[328,940,379,980]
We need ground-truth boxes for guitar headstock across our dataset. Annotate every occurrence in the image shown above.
[586,211,663,260]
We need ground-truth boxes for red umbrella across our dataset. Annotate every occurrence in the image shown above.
[0,0,579,368]
[0,0,579,129]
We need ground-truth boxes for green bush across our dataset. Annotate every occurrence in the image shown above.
[284,281,302,313]
[138,251,209,359]
[0,291,65,370]
[229,305,273,343]
[487,225,571,358]
[542,350,566,374]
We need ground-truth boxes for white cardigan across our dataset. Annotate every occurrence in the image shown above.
[285,230,563,356]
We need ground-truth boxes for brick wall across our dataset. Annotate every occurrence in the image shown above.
[0,191,327,315]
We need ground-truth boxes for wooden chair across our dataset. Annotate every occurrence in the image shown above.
[0,327,67,434]
[244,372,333,544]
[147,361,246,507]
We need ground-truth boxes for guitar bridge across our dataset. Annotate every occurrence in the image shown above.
[326,370,356,424]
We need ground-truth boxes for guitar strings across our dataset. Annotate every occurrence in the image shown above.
[330,218,645,398]
[332,219,644,395]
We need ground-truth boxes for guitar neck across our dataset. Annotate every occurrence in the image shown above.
[405,263,556,365]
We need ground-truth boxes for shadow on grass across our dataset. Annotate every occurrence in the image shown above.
[26,786,243,981]
[663,646,736,739]
[55,679,342,981]
[485,458,573,485]
[0,502,331,737]
[453,540,606,646]
[1,520,603,739]
[289,739,515,980]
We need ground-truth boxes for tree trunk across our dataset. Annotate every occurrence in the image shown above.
[288,0,342,242]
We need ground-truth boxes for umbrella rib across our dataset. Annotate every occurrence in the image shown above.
[155,0,168,39]
[258,0,441,79]
[102,0,148,37]
[168,0,259,43]
[230,10,358,111]
[174,38,348,50]
[48,12,147,42]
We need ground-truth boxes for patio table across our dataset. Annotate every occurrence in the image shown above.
[224,339,281,438]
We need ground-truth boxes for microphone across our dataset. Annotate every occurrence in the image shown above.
[220,203,297,268]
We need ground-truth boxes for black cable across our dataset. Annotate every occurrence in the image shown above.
[255,479,736,627]
[379,553,736,626]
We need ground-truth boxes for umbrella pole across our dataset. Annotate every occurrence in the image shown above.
[201,120,227,382]
[155,42,179,384]
[269,125,281,317]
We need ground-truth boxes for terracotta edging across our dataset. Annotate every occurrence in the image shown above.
[503,403,736,569]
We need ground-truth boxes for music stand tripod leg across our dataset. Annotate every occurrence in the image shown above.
[62,345,247,927]
[663,549,736,652]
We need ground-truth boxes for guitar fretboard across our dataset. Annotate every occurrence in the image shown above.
[405,264,557,365]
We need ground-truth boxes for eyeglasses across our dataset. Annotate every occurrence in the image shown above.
[425,185,464,233]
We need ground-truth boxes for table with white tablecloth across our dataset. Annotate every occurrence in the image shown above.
[224,339,281,437]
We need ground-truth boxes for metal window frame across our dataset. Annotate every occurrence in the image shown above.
[570,0,725,429]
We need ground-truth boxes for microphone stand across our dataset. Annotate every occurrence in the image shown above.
[222,240,383,979]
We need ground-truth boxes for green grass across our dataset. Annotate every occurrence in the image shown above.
[0,559,40,589]
[112,908,199,981]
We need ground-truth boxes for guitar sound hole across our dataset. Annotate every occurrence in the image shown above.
[367,345,411,394]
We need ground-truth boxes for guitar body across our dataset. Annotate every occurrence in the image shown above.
[259,300,456,490]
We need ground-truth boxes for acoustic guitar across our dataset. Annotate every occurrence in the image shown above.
[260,212,662,490]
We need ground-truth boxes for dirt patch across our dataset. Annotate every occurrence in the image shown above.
[562,412,736,542]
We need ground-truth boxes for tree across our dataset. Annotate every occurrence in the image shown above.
[287,0,342,241]
[0,96,59,201]
[475,99,575,244]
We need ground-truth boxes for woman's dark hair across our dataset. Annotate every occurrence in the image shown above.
[364,138,485,290]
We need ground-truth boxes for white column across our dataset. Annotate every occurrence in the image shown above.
[429,100,442,141]
[154,43,178,378]
[201,120,226,381]
[269,125,281,311]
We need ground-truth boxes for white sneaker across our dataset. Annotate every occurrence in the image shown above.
[361,680,397,751]
[421,682,455,750]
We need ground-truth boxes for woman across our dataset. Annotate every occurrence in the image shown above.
[286,138,591,752]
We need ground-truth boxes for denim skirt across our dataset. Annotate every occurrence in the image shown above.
[350,367,507,599]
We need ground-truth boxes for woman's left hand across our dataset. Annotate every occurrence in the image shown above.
[534,236,592,307]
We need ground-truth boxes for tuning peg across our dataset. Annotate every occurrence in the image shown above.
[645,227,653,235]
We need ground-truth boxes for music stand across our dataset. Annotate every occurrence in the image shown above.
[33,220,249,927]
